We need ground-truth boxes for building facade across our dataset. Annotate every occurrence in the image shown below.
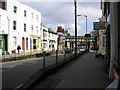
[0,0,41,54]
[40,24,48,52]
[0,8,8,55]
[48,28,58,51]
[101,0,120,83]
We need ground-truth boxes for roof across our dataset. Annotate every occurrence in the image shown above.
[48,29,57,35]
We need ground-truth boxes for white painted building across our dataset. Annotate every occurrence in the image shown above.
[0,0,41,54]
[40,24,49,51]
[40,24,58,52]
[48,28,58,51]
[0,8,8,55]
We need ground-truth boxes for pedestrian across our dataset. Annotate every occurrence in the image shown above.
[17,45,21,54]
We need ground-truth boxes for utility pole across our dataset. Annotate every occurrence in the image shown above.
[74,0,77,55]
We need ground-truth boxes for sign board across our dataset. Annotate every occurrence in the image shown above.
[93,22,106,30]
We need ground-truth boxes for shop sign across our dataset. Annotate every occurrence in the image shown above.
[93,22,106,30]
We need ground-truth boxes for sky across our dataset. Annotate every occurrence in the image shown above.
[19,0,102,36]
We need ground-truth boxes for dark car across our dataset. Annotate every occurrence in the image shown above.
[62,48,72,54]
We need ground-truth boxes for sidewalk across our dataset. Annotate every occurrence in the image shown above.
[31,52,111,89]
[0,50,59,62]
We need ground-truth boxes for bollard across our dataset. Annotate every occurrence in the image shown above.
[15,49,16,60]
[24,50,26,59]
[43,51,46,70]
[74,48,75,56]
[4,51,6,61]
[64,49,66,60]
[70,48,71,58]
[56,50,58,64]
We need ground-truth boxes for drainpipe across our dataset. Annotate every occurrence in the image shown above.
[7,16,10,54]
[109,2,117,80]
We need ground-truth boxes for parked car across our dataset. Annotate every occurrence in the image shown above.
[79,47,86,51]
[61,48,72,54]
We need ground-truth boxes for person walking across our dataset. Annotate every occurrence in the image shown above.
[17,45,21,54]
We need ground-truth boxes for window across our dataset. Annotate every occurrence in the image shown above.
[13,36,17,46]
[13,21,16,30]
[24,23,26,32]
[0,40,3,49]
[102,36,105,48]
[0,15,1,27]
[14,6,17,13]
[36,26,38,34]
[24,10,26,17]
[0,1,7,10]
[31,13,33,18]
[36,15,38,21]
[31,25,33,33]
[43,43,47,48]
[26,38,28,50]
[49,33,50,37]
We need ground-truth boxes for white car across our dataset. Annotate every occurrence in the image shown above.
[80,48,86,51]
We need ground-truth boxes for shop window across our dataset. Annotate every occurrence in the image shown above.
[0,40,3,49]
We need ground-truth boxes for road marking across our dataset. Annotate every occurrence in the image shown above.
[14,84,23,90]
[0,57,42,64]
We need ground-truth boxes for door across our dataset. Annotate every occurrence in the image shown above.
[0,39,3,55]
[33,39,36,49]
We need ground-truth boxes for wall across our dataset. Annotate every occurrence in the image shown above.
[6,0,41,53]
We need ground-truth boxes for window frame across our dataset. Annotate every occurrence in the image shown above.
[14,6,17,13]
[24,23,26,32]
[13,21,17,30]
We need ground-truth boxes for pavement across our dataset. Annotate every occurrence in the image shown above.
[30,51,111,89]
[0,50,60,62]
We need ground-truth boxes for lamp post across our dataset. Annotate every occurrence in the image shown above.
[77,15,88,50]
[77,15,87,34]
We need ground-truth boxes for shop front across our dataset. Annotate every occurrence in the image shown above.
[30,35,40,52]
[0,34,8,55]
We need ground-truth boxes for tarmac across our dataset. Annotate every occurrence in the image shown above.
[30,51,112,89]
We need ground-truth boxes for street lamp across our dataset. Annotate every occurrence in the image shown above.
[77,15,87,34]
[77,15,88,50]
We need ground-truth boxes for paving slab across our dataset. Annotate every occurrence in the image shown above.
[31,52,111,89]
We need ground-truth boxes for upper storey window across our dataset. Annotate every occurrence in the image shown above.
[14,6,17,13]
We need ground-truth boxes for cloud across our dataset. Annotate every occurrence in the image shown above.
[20,1,102,36]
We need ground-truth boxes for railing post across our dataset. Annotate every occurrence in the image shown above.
[74,48,75,56]
[4,51,6,61]
[70,47,71,58]
[43,51,46,70]
[15,49,16,60]
[64,48,66,60]
[24,50,26,59]
[56,50,58,64]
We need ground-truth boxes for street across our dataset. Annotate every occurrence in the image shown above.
[2,53,72,89]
